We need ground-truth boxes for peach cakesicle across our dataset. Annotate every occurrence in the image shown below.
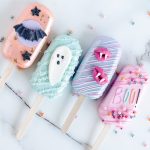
[0,2,53,87]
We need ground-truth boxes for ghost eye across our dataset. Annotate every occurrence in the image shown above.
[57,61,60,65]
[61,56,64,59]
[57,54,60,57]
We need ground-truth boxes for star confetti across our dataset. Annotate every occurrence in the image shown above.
[22,51,32,61]
[31,6,41,16]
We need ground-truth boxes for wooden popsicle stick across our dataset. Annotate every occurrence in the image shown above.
[62,95,85,133]
[0,62,14,88]
[91,124,110,150]
[16,95,43,140]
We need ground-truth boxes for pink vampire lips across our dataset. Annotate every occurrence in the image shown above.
[94,47,111,61]
[93,66,108,85]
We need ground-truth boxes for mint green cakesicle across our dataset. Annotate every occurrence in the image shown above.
[31,35,82,99]
[16,35,82,140]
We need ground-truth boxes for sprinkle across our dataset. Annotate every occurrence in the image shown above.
[10,16,14,19]
[140,81,143,85]
[14,36,17,40]
[147,11,150,16]
[135,72,140,76]
[38,111,45,117]
[139,74,143,78]
[0,37,5,42]
[107,112,112,116]
[145,78,148,81]
[120,76,125,80]
[130,132,135,138]
[128,82,131,85]
[87,24,94,30]
[142,142,149,148]
[66,29,73,35]
[113,130,117,134]
[133,110,136,114]
[99,13,105,18]
[147,116,150,122]
[14,58,17,63]
[130,20,135,26]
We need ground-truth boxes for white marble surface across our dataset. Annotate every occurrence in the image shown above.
[0,0,150,150]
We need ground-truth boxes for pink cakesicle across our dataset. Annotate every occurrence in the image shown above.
[98,65,149,127]
[3,2,54,68]
[90,65,149,150]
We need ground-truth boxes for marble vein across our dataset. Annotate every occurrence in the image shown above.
[5,83,88,147]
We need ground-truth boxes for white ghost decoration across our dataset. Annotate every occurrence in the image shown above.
[49,46,72,86]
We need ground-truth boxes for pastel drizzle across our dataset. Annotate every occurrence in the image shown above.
[72,36,121,99]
